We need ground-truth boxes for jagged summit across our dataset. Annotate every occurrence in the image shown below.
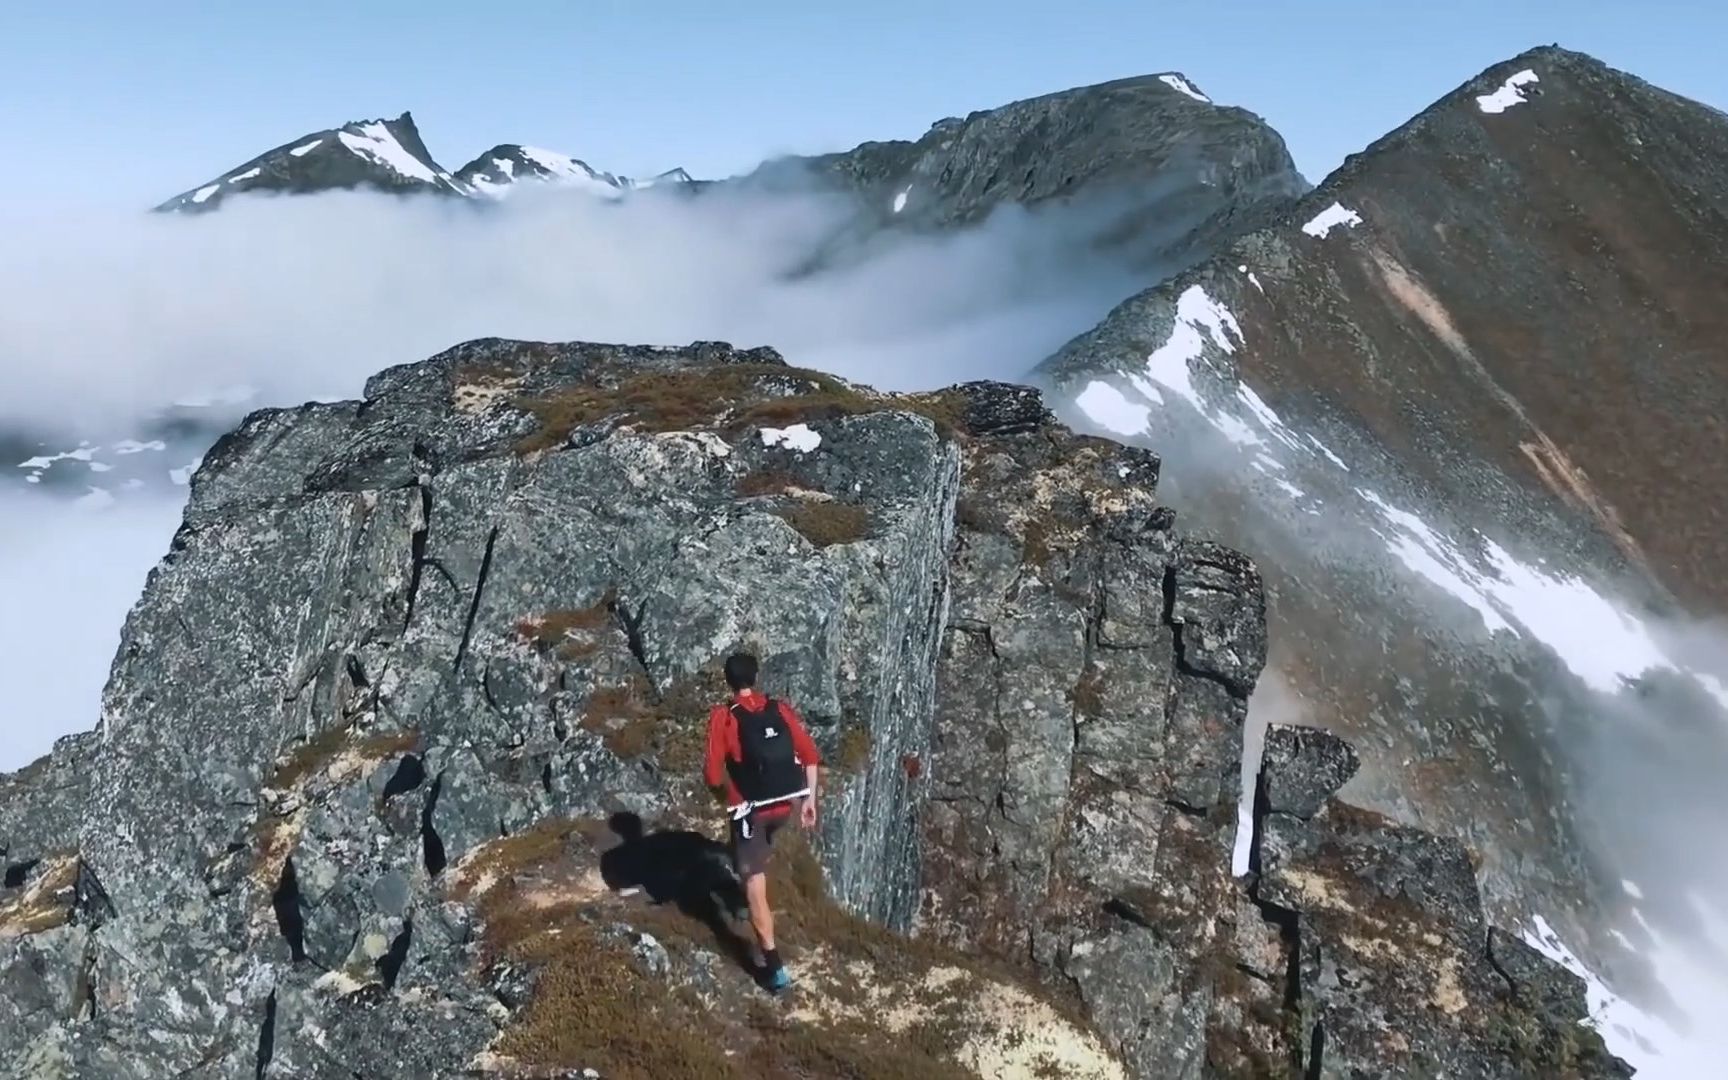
[155,111,467,212]
[157,115,692,211]
[452,144,695,199]
[735,71,1307,274]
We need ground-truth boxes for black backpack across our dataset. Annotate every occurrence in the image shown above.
[727,699,806,804]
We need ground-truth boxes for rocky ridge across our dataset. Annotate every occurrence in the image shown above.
[738,72,1307,273]
[156,114,692,213]
[1039,44,1728,948]
[1,340,1624,1078]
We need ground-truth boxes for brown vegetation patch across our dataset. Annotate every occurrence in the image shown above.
[516,591,617,662]
[454,814,1119,1079]
[955,495,1007,534]
[893,389,973,439]
[266,724,421,793]
[0,853,79,938]
[455,822,743,1078]
[513,364,865,454]
[579,672,716,777]
[775,502,873,548]
[835,725,873,773]
[512,362,971,456]
[1022,517,1057,567]
[1069,663,1106,721]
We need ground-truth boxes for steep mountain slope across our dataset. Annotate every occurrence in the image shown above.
[735,71,1307,272]
[0,340,1622,1078]
[156,113,468,212]
[1040,45,1728,960]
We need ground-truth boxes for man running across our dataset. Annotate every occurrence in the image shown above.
[703,652,821,993]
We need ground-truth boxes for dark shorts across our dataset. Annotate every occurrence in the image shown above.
[729,807,793,878]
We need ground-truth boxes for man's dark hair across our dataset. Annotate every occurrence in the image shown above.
[723,652,759,692]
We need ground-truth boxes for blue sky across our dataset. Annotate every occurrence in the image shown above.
[2,0,1725,207]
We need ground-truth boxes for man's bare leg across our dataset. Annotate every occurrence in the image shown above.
[745,871,775,954]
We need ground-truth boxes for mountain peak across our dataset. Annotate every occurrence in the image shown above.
[158,117,694,210]
[1153,71,1212,104]
[155,109,463,212]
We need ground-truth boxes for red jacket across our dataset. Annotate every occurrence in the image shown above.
[704,689,822,817]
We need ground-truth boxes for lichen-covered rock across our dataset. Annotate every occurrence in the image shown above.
[1259,722,1362,819]
[0,341,1627,1079]
[1246,726,1630,1079]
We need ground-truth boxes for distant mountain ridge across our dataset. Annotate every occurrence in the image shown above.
[156,112,693,212]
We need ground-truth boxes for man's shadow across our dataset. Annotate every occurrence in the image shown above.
[598,812,756,973]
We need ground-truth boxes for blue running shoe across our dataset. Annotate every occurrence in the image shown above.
[765,966,794,994]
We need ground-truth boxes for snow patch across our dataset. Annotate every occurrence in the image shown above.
[1076,381,1150,436]
[1248,271,1265,294]
[1302,202,1363,239]
[228,168,262,183]
[1140,285,1243,414]
[191,184,221,205]
[1356,490,1712,697]
[1158,74,1211,103]
[1307,436,1351,471]
[759,424,822,453]
[111,440,166,455]
[1477,69,1540,114]
[893,187,910,214]
[1523,909,1728,1079]
[18,445,97,470]
[1359,490,1511,633]
[289,139,322,157]
[1478,540,1670,694]
[338,123,440,184]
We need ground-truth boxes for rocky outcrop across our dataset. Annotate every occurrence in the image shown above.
[1040,44,1728,934]
[739,72,1306,273]
[0,340,1623,1077]
[1243,724,1630,1078]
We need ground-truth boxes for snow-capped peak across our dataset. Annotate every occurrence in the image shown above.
[452,143,692,200]
[156,112,462,212]
[336,120,443,186]
[157,113,694,212]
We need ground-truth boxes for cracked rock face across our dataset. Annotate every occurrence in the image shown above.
[0,341,1625,1078]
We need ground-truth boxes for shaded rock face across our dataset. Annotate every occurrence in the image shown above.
[0,341,1623,1078]
[739,72,1307,273]
[1245,724,1630,1079]
[156,112,468,212]
[1040,45,1728,940]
